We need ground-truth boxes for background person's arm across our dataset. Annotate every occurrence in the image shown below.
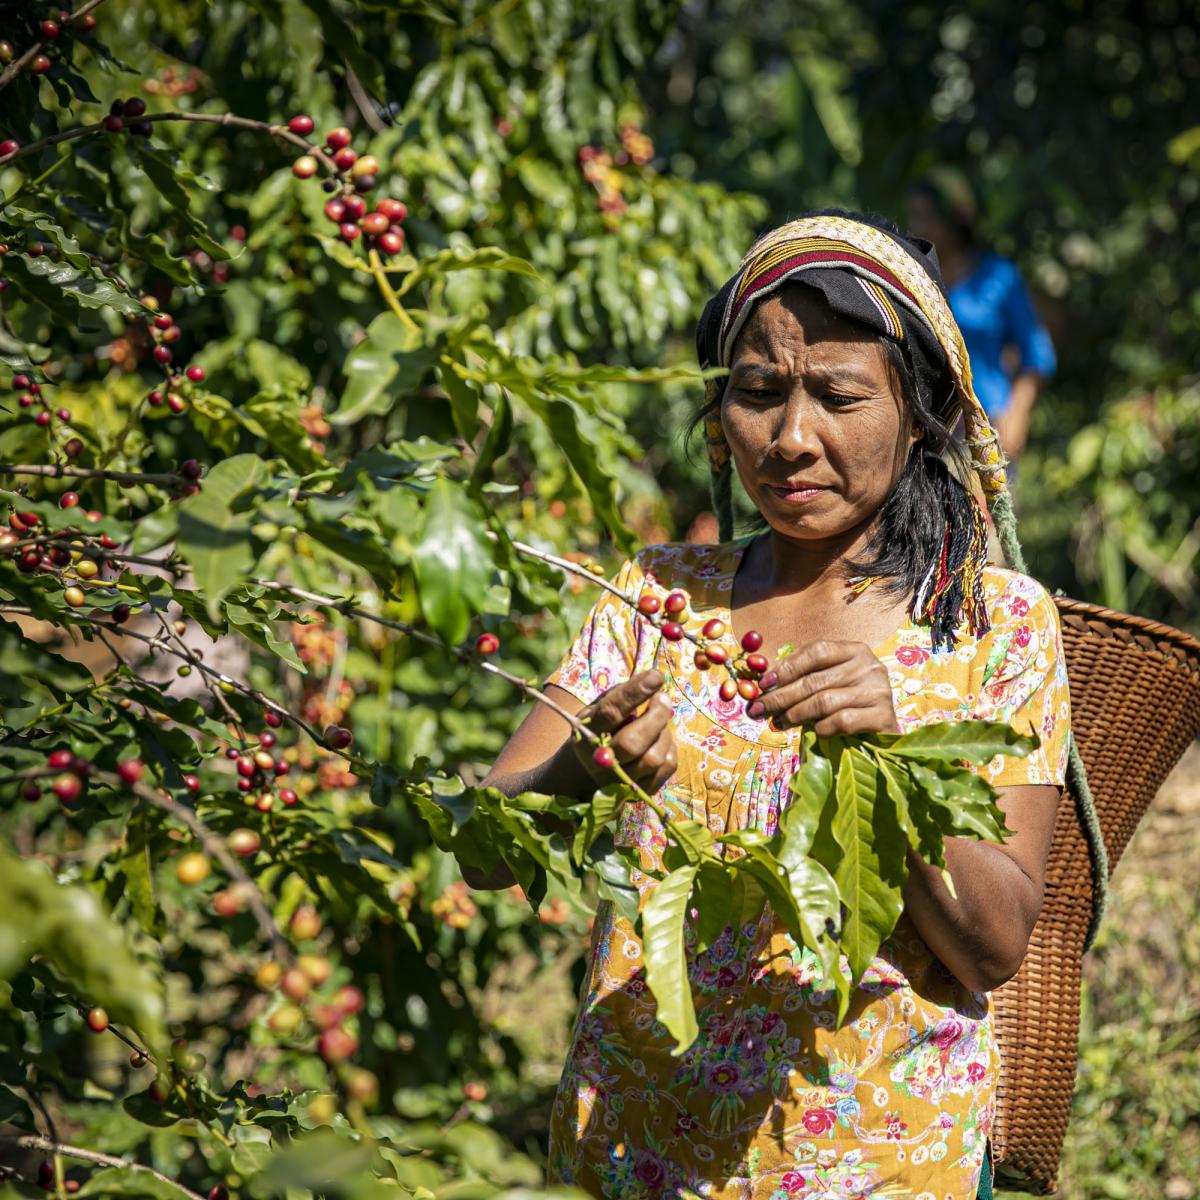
[995,370,1041,459]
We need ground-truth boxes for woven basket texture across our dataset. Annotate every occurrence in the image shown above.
[990,597,1200,1193]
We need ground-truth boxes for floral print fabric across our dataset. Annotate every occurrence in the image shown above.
[545,539,1070,1200]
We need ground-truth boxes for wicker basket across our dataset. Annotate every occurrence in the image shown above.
[990,597,1200,1193]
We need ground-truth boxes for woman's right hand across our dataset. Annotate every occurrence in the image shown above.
[574,669,678,793]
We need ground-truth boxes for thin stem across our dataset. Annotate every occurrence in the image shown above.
[367,247,418,332]
[0,1135,206,1200]
[0,0,109,94]
[0,111,339,177]
[0,463,180,486]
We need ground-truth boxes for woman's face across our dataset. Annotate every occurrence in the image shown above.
[721,285,917,548]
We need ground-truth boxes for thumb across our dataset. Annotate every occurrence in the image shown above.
[585,670,665,733]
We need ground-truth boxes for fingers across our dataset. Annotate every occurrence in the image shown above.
[751,640,899,735]
[582,670,665,734]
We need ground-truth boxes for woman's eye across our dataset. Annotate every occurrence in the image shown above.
[823,393,861,407]
[737,386,777,398]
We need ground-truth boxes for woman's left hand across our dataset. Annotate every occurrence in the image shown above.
[746,640,900,735]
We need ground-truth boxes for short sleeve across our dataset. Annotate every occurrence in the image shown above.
[1000,262,1057,379]
[972,575,1071,787]
[545,553,650,707]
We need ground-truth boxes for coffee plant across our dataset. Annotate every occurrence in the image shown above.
[0,3,1037,1196]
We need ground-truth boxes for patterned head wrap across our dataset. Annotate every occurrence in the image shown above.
[696,213,1011,639]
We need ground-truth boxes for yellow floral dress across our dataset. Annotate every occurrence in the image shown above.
[545,539,1070,1200]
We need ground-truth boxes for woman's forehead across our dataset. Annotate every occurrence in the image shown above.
[732,288,887,363]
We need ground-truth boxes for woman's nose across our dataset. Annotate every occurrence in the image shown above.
[770,394,820,460]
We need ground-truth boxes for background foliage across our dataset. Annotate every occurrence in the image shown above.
[0,2,1196,1199]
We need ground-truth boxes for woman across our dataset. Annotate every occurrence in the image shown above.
[474,213,1070,1200]
[906,169,1057,464]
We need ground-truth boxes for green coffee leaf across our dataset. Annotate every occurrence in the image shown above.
[641,864,699,1053]
[412,478,494,644]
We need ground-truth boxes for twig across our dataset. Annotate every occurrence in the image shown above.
[366,247,418,332]
[0,1135,206,1200]
[0,111,339,177]
[0,463,181,486]
[0,0,109,93]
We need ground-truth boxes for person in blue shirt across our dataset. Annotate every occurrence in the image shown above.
[906,169,1057,464]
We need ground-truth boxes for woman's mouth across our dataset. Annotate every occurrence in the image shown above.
[766,483,829,505]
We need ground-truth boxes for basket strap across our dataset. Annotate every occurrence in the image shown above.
[991,481,1110,949]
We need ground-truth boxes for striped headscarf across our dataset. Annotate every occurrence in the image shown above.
[697,213,1010,640]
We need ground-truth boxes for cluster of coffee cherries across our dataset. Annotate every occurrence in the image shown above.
[100,95,153,138]
[7,370,78,435]
[1,503,123,607]
[221,716,297,816]
[254,907,376,1091]
[140,301,206,414]
[0,8,96,89]
[22,746,146,805]
[286,115,409,257]
[590,588,769,771]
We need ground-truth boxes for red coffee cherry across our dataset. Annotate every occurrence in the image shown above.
[474,632,500,655]
[718,679,739,702]
[59,491,79,508]
[592,745,615,769]
[179,459,203,480]
[259,731,276,748]
[740,629,763,652]
[154,312,173,329]
[324,725,353,750]
[745,653,769,675]
[102,115,123,132]
[693,652,711,671]
[265,710,283,727]
[661,622,685,642]
[664,591,688,615]
[292,155,318,178]
[85,1006,109,1033]
[253,749,275,772]
[279,787,298,806]
[0,139,18,157]
[185,365,205,382]
[332,146,358,171]
[74,12,97,31]
[167,395,187,414]
[236,756,256,778]
[130,1050,148,1068]
[338,221,360,242]
[287,114,314,135]
[702,618,726,639]
[40,19,61,38]
[116,759,144,785]
[318,1026,358,1064]
[65,437,84,457]
[360,212,389,236]
[35,412,51,426]
[29,55,52,76]
[147,390,164,407]
[705,645,728,665]
[375,198,408,221]
[637,592,661,615]
[12,374,31,388]
[48,748,75,769]
[324,126,352,150]
[183,773,201,793]
[254,793,274,812]
[111,603,131,623]
[335,984,365,1014]
[378,230,405,255]
[738,679,762,701]
[208,1186,230,1200]
[323,197,346,223]
[342,194,366,220]
[124,98,147,117]
[227,828,260,857]
[153,345,172,364]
